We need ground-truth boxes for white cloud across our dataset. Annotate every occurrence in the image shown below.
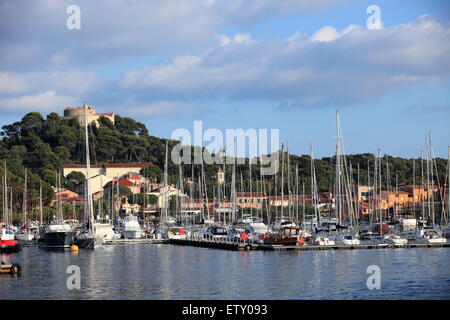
[310,24,359,42]
[0,71,98,95]
[0,91,78,112]
[0,0,352,70]
[120,16,450,107]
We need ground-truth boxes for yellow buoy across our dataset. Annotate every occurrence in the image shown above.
[70,245,79,252]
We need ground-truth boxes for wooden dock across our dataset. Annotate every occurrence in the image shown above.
[260,242,450,251]
[168,238,253,251]
[169,238,450,251]
[96,236,450,252]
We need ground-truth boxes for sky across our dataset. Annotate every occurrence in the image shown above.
[0,0,449,158]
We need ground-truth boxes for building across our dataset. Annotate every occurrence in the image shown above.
[217,168,225,184]
[236,192,267,209]
[148,185,186,209]
[63,162,152,194]
[355,185,374,202]
[63,104,115,127]
[52,189,83,206]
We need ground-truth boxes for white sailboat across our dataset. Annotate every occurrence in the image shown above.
[75,104,114,248]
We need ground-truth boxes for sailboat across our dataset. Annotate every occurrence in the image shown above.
[75,104,112,249]
[16,169,40,242]
[328,110,360,245]
[38,171,76,249]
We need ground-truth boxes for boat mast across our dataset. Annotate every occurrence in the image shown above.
[335,110,342,225]
[39,180,43,226]
[231,157,237,223]
[302,181,305,227]
[83,104,95,235]
[178,164,185,225]
[249,157,252,218]
[23,168,27,227]
[413,158,416,219]
[447,146,450,225]
[421,151,425,221]
[3,162,7,226]
[310,140,319,229]
[287,143,291,220]
[357,162,360,222]
[295,164,299,225]
[280,143,284,218]
[163,141,169,224]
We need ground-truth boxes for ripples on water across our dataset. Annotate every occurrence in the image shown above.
[1,245,449,300]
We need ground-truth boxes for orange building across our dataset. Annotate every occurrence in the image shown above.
[236,192,268,209]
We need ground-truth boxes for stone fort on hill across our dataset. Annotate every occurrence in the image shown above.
[63,104,115,127]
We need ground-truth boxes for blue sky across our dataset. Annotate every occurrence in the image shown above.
[0,0,449,158]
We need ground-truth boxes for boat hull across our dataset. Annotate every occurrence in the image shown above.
[75,235,103,249]
[38,231,76,249]
[0,240,22,253]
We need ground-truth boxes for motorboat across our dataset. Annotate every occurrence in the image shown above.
[417,229,447,244]
[38,221,76,249]
[203,225,229,240]
[307,234,336,246]
[330,233,360,245]
[122,215,143,239]
[0,226,21,253]
[271,217,297,232]
[16,221,40,242]
[264,226,305,246]
[165,226,187,240]
[94,216,119,241]
[383,234,408,246]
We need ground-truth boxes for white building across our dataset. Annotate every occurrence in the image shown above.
[63,162,151,194]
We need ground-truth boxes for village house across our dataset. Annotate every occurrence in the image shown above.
[52,189,83,206]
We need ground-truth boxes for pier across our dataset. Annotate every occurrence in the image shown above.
[104,238,166,245]
[168,237,450,251]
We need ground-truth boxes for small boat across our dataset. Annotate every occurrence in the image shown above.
[121,215,143,239]
[417,229,447,244]
[94,217,119,241]
[271,217,296,231]
[0,226,21,253]
[203,225,229,239]
[16,221,40,242]
[383,234,408,246]
[331,233,360,245]
[38,221,76,249]
[244,222,269,235]
[264,226,305,246]
[166,226,187,240]
[307,235,336,246]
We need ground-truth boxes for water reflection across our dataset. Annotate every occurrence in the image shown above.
[1,245,449,300]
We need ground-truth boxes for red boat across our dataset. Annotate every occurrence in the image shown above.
[0,227,21,253]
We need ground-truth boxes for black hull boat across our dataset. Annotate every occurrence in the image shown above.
[75,231,102,249]
[38,231,76,249]
[74,236,96,249]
